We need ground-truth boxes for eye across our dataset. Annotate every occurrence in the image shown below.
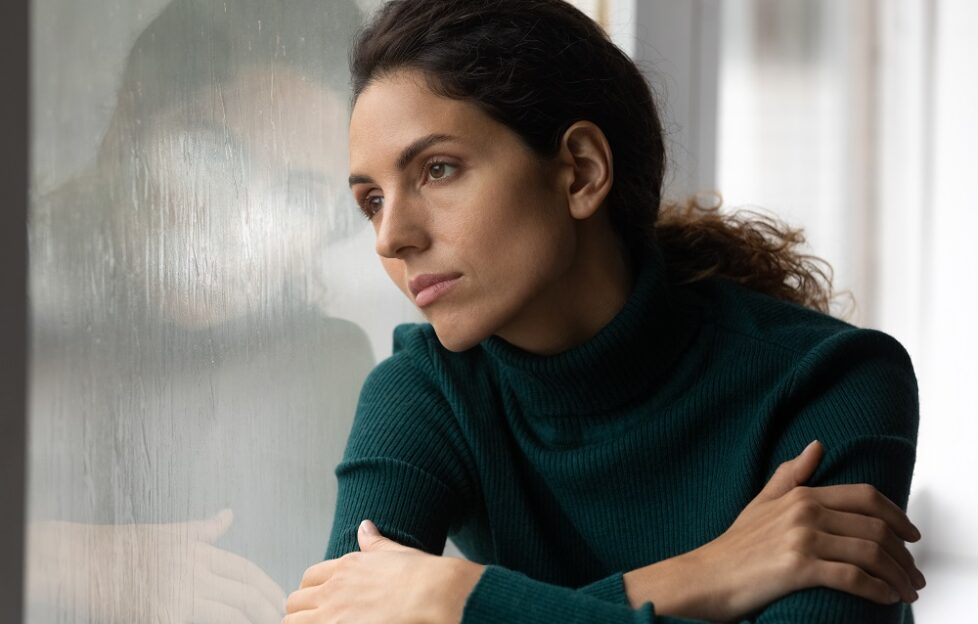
[358,193,383,220]
[424,160,459,183]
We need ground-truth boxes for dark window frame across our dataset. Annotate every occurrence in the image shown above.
[1,0,28,622]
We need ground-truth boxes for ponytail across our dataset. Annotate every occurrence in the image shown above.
[655,194,841,315]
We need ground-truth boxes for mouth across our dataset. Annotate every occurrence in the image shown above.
[409,273,463,308]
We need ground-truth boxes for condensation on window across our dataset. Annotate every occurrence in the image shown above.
[26,1,418,621]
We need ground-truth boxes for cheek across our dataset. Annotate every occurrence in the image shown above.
[477,183,571,265]
[380,258,406,293]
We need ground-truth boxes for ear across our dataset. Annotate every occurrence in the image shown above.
[555,121,614,220]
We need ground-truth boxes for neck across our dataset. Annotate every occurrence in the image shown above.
[493,215,634,355]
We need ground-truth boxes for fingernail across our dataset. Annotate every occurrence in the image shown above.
[911,526,921,541]
[889,589,900,603]
[359,519,377,535]
[913,571,926,589]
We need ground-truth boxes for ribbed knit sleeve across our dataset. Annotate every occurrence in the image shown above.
[324,351,475,558]
[325,332,710,623]
[748,328,919,623]
[461,565,707,624]
[575,571,632,603]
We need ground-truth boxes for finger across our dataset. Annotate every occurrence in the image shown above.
[153,509,234,542]
[190,509,235,543]
[282,607,323,624]
[300,558,342,589]
[805,484,920,543]
[191,596,252,624]
[819,508,925,590]
[789,440,824,485]
[757,440,824,502]
[286,585,323,614]
[198,542,287,613]
[809,532,917,604]
[197,570,284,623]
[806,559,903,606]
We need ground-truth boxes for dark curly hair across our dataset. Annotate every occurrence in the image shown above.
[350,0,838,313]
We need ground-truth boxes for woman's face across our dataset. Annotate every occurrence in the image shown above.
[348,69,580,352]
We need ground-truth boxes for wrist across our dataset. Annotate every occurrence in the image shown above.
[623,549,729,622]
[433,557,486,624]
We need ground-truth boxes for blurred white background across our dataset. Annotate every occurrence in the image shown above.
[607,1,978,621]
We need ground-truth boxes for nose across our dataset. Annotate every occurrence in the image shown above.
[374,192,429,259]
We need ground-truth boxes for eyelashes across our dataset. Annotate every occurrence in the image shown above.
[358,195,383,220]
[355,158,460,221]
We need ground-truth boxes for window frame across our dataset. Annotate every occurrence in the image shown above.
[0,0,28,622]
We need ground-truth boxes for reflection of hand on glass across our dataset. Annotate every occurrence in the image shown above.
[27,510,286,623]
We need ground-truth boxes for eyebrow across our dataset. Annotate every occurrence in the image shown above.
[348,133,461,187]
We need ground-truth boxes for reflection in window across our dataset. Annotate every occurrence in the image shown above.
[26,1,398,622]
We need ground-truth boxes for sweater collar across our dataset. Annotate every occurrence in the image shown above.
[479,244,701,416]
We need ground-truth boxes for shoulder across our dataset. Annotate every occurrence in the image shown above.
[690,281,921,506]
[349,322,471,455]
[344,322,478,498]
[392,322,442,367]
[360,322,447,402]
[365,322,488,398]
[691,277,914,373]
[689,278,918,436]
[355,323,440,415]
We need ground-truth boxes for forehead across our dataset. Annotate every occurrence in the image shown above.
[150,65,348,171]
[348,69,500,168]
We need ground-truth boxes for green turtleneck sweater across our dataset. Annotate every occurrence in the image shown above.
[324,245,918,624]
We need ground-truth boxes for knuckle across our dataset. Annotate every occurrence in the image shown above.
[858,483,880,501]
[862,541,887,567]
[786,526,818,552]
[316,580,333,595]
[869,577,895,602]
[786,486,813,503]
[779,549,810,574]
[285,590,300,610]
[787,499,821,525]
[868,517,890,542]
[840,564,866,587]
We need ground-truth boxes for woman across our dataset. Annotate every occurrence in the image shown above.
[287,1,924,622]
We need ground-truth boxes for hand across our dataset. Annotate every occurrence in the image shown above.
[285,520,486,624]
[26,509,287,623]
[644,440,926,622]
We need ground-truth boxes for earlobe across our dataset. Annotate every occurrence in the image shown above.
[559,121,614,220]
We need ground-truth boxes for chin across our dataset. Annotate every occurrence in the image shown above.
[430,319,488,353]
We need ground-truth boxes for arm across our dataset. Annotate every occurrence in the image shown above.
[604,329,920,624]
[745,328,919,623]
[323,352,711,624]
[462,564,709,624]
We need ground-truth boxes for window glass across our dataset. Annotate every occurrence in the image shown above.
[26,1,415,621]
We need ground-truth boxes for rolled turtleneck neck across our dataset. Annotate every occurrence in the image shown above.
[478,244,701,416]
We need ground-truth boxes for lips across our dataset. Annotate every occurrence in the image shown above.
[409,272,462,307]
